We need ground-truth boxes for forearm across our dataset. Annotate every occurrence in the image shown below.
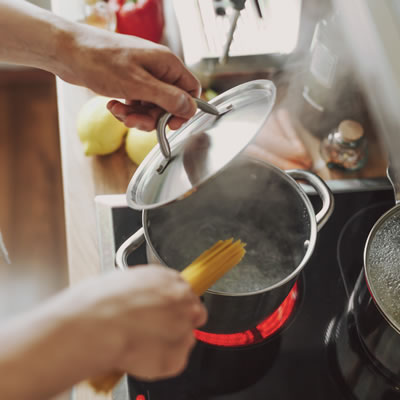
[0,0,78,77]
[0,288,118,400]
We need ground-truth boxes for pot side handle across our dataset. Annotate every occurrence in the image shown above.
[115,227,145,270]
[286,169,334,231]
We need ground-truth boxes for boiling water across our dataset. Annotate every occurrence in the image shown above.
[367,211,400,327]
[154,216,304,294]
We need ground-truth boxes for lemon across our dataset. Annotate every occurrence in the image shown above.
[77,96,128,156]
[125,128,158,165]
[203,88,218,101]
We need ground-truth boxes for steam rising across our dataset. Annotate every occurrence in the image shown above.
[269,0,369,141]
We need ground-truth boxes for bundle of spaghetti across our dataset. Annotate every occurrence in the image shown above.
[181,238,246,295]
[89,238,246,393]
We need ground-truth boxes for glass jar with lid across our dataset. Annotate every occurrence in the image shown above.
[320,120,368,171]
[82,0,116,31]
[298,12,365,139]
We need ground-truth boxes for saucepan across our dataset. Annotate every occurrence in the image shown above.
[115,80,334,334]
[116,157,333,334]
[353,164,400,377]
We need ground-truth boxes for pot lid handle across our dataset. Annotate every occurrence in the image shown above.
[156,98,233,174]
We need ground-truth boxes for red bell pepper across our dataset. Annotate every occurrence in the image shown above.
[109,0,164,44]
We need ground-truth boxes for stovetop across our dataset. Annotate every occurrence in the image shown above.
[95,178,398,400]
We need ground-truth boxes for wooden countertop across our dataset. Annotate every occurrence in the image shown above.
[55,79,135,284]
[51,3,136,399]
[57,83,135,400]
[56,83,134,398]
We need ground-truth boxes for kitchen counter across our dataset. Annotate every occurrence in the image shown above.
[54,76,134,398]
[51,2,136,399]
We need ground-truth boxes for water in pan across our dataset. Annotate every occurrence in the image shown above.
[155,216,304,294]
[367,209,400,328]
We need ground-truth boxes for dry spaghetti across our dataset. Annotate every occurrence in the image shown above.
[180,238,246,295]
[89,238,246,393]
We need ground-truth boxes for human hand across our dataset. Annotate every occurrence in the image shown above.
[61,25,201,131]
[0,2,199,131]
[0,265,206,400]
[66,265,207,381]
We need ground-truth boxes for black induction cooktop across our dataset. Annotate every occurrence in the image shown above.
[95,178,399,400]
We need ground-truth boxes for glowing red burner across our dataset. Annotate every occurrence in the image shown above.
[195,282,299,347]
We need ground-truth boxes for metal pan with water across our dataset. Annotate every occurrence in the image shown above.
[116,156,333,334]
[364,166,400,334]
[350,166,400,379]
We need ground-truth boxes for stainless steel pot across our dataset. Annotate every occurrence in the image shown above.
[355,165,400,374]
[349,165,400,381]
[115,156,334,334]
[352,270,400,380]
[364,165,400,335]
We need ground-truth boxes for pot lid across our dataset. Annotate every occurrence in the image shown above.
[126,80,276,210]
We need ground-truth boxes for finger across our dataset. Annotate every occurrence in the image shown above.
[168,116,188,130]
[107,99,124,117]
[171,70,201,98]
[107,99,134,121]
[121,340,164,379]
[123,114,157,131]
[123,334,195,381]
[144,52,201,98]
[125,101,189,130]
[137,77,198,120]
[155,334,196,379]
[107,100,157,130]
[131,104,190,131]
[165,288,207,329]
[125,100,165,120]
[191,301,208,328]
[108,99,153,118]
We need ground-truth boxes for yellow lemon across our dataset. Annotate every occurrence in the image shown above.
[125,128,158,165]
[77,96,128,156]
[203,88,218,101]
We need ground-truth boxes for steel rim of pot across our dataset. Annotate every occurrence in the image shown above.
[363,204,400,335]
[117,159,333,297]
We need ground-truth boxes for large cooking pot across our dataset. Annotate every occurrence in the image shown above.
[116,156,333,333]
[115,80,334,334]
